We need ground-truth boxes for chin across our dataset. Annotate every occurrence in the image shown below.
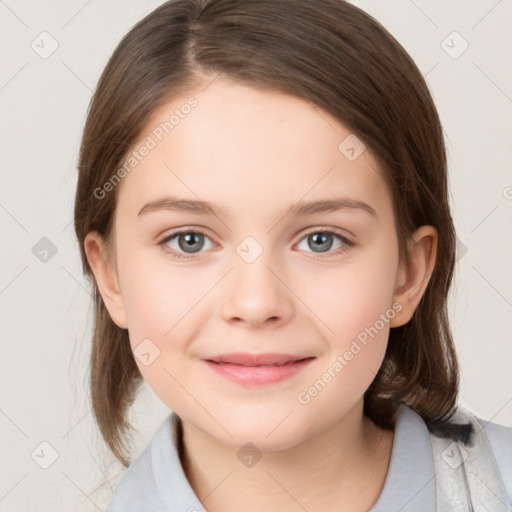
[220,428,304,454]
[203,409,311,452]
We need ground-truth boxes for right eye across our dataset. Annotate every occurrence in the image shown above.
[158,229,216,260]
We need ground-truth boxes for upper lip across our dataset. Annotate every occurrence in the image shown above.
[204,353,314,366]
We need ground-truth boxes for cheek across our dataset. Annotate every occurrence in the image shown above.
[118,240,202,338]
[117,250,211,399]
[294,266,397,419]
[296,243,399,344]
[292,243,398,393]
[120,262,198,411]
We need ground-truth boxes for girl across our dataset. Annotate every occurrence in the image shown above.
[74,0,511,510]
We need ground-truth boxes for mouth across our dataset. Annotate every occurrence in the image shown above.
[202,352,316,385]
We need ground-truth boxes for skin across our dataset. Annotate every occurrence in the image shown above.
[85,76,437,511]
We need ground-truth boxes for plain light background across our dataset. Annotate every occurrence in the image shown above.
[1,0,511,510]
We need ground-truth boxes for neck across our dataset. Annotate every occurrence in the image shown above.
[179,399,395,512]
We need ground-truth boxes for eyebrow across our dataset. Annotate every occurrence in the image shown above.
[137,195,377,218]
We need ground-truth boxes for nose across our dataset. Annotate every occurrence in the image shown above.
[220,250,293,329]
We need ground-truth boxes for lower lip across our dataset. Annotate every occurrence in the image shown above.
[203,358,315,385]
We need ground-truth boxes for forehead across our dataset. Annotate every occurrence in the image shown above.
[116,78,391,222]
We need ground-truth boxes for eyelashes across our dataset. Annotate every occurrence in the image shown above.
[157,227,355,261]
[158,230,216,260]
[295,229,354,259]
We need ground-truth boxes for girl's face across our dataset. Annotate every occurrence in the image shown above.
[92,76,411,450]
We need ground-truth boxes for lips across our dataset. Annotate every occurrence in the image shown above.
[205,352,311,366]
[202,353,315,385]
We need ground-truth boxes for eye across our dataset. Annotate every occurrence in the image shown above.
[158,229,216,260]
[295,229,353,259]
[157,227,354,261]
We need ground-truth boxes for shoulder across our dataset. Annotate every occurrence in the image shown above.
[454,404,512,478]
[476,413,512,505]
[106,414,175,512]
[434,403,512,509]
[106,412,207,512]
[384,402,512,510]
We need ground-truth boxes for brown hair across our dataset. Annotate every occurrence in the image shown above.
[74,0,467,468]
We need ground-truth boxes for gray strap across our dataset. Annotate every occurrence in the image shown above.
[429,406,511,511]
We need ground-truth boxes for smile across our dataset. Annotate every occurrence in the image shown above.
[202,353,315,385]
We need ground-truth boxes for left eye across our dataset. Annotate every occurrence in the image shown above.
[296,230,351,256]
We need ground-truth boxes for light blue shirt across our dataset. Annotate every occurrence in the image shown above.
[106,403,512,511]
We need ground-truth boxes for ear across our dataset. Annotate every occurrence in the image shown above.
[390,225,438,328]
[84,231,128,329]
